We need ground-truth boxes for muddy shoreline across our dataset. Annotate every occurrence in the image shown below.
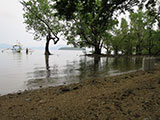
[0,65,160,120]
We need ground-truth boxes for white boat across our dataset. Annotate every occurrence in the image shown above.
[12,42,22,53]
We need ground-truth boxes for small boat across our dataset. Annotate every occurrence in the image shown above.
[12,42,22,53]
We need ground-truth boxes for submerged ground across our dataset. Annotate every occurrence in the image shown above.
[0,64,160,120]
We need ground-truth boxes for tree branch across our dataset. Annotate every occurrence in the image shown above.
[21,1,59,41]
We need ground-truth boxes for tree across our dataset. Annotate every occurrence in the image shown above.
[119,18,133,55]
[53,0,142,55]
[151,31,160,55]
[129,10,146,55]
[21,0,64,55]
[142,1,160,55]
[107,18,130,56]
[103,32,113,55]
[108,9,159,56]
[143,11,157,55]
[129,7,160,55]
[111,28,123,55]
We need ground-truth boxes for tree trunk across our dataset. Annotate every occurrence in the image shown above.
[45,54,51,78]
[106,47,111,55]
[148,47,152,55]
[94,45,101,55]
[127,47,132,55]
[136,45,142,55]
[114,46,118,55]
[93,56,100,72]
[45,37,51,55]
[148,30,152,55]
[136,33,142,55]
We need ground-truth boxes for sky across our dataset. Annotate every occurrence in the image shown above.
[0,0,66,48]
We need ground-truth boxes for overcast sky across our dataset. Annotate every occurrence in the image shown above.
[0,0,66,47]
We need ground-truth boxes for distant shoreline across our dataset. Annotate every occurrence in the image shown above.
[58,47,85,51]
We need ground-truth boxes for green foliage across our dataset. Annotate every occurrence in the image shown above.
[21,0,159,55]
[120,18,133,55]
[21,0,63,41]
[53,0,141,54]
[107,8,160,55]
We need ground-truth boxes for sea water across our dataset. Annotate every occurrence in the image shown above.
[0,49,143,95]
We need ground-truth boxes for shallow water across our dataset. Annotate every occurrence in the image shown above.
[0,50,143,95]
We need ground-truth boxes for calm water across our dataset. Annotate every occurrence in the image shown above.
[0,50,143,95]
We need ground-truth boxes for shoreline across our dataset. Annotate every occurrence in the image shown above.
[85,54,160,58]
[0,65,160,119]
[0,68,140,97]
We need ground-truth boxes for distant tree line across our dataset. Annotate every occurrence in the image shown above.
[21,0,160,55]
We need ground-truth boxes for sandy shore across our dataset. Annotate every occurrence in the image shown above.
[0,65,160,120]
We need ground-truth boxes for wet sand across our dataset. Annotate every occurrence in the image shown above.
[0,65,160,120]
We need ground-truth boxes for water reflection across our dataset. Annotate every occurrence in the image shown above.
[26,56,143,89]
[110,57,142,72]
[27,55,58,89]
[79,56,143,78]
[12,52,22,62]
[45,55,50,79]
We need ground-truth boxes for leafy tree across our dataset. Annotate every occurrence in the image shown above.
[151,31,160,55]
[21,0,64,55]
[129,8,160,55]
[108,18,131,55]
[110,28,123,55]
[129,10,146,55]
[103,32,113,55]
[143,1,160,55]
[53,0,142,55]
[119,18,133,55]
[143,12,157,55]
[109,9,159,56]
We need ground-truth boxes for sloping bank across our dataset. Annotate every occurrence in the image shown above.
[0,65,160,120]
